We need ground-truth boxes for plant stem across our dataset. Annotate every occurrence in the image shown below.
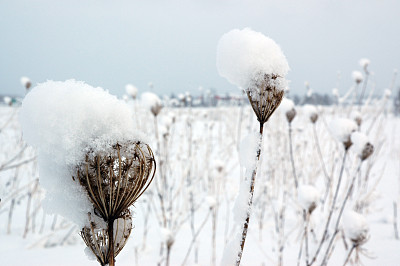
[288,122,299,189]
[308,150,348,265]
[342,245,356,266]
[108,218,115,266]
[236,122,264,265]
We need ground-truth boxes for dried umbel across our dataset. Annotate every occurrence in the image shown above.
[360,142,374,161]
[82,210,133,266]
[286,108,296,123]
[73,141,156,265]
[246,73,285,124]
[151,102,163,117]
[74,141,155,221]
[310,113,318,124]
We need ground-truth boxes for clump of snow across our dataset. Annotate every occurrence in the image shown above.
[239,133,260,169]
[303,104,318,123]
[206,196,217,208]
[3,96,12,106]
[278,98,295,114]
[359,58,370,69]
[329,118,357,147]
[221,232,242,266]
[343,211,369,244]
[352,71,363,84]
[20,76,31,88]
[298,185,320,213]
[350,132,369,155]
[125,84,138,99]
[233,177,252,224]
[141,92,162,116]
[216,28,289,93]
[384,88,391,98]
[20,80,146,227]
[351,111,362,126]
[332,88,340,98]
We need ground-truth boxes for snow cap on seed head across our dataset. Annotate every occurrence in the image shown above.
[303,104,318,123]
[352,71,363,84]
[125,84,138,99]
[343,211,369,246]
[298,185,320,214]
[359,58,370,72]
[141,92,162,116]
[217,28,289,123]
[279,98,296,123]
[20,76,31,90]
[330,118,358,150]
[351,132,374,161]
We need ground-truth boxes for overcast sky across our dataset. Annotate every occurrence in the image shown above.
[0,0,399,97]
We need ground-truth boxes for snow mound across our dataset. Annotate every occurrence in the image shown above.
[343,211,369,244]
[20,80,146,227]
[239,133,260,169]
[216,28,289,91]
[298,185,320,212]
[352,71,363,83]
[329,118,357,146]
[278,98,295,114]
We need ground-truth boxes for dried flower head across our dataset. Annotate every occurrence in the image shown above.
[360,142,374,161]
[246,73,285,124]
[81,210,132,265]
[286,108,297,123]
[73,141,155,221]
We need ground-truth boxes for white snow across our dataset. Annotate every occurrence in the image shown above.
[303,104,317,119]
[20,76,31,87]
[141,92,162,111]
[278,98,295,114]
[352,71,363,83]
[298,185,320,212]
[125,84,138,98]
[19,79,146,227]
[216,28,289,93]
[329,118,357,145]
[239,133,260,169]
[3,96,12,105]
[359,58,370,69]
[350,132,369,157]
[343,210,369,243]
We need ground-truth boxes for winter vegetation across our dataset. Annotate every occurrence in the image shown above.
[1,28,400,266]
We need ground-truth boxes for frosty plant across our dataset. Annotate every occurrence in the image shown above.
[217,28,289,265]
[20,80,155,266]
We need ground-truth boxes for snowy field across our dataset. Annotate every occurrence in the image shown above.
[1,90,399,266]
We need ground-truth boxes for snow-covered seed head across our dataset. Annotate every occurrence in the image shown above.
[350,132,374,160]
[216,28,289,124]
[352,111,362,127]
[246,73,285,124]
[20,76,31,90]
[344,211,370,246]
[359,58,370,73]
[142,92,163,117]
[125,84,138,100]
[81,210,133,265]
[304,104,318,124]
[286,108,296,123]
[73,141,155,221]
[352,71,363,84]
[361,142,374,161]
[4,96,12,106]
[298,185,320,214]
[330,118,358,150]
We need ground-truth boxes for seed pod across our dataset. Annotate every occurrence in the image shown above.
[73,141,155,221]
[246,73,285,124]
[286,108,296,123]
[361,142,374,161]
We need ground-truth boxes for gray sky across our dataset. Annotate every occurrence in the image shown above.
[1,0,399,97]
